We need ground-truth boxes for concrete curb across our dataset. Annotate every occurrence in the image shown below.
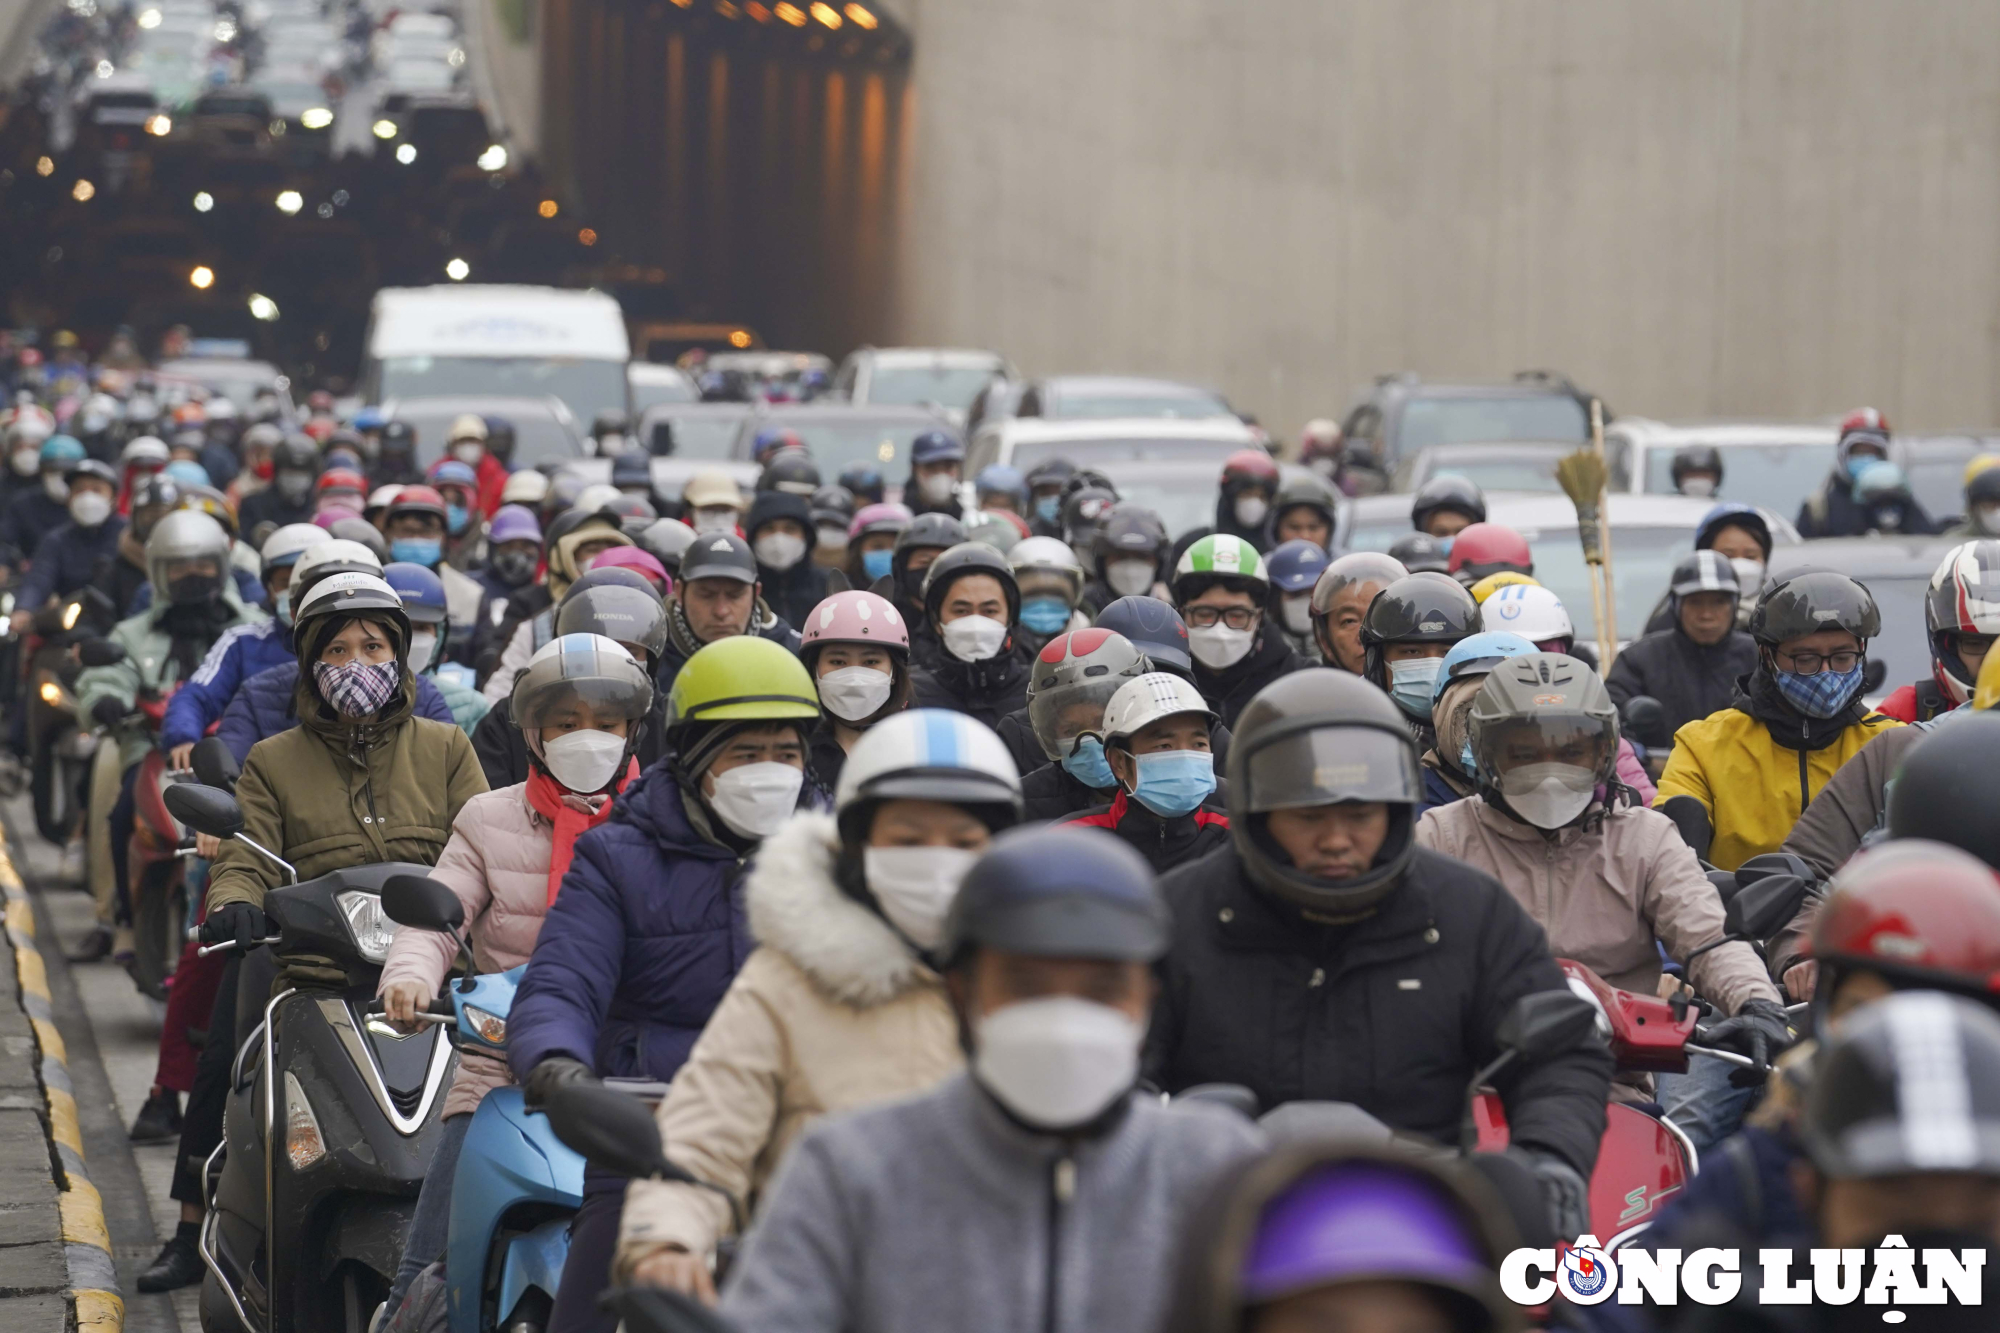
[0,842,124,1331]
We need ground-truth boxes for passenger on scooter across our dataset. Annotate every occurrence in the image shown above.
[616,709,1022,1302]
[716,824,1262,1333]
[374,633,656,1319]
[0,432,81,574]
[1358,571,1479,754]
[797,589,915,790]
[88,471,181,627]
[1174,535,1310,728]
[1143,668,1612,1236]
[507,635,820,1333]
[1415,653,1788,1149]
[909,542,1033,728]
[1061,672,1229,873]
[1017,629,1151,821]
[9,458,124,630]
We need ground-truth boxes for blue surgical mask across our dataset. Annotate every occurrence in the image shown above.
[390,537,442,567]
[1060,736,1116,789]
[1129,749,1216,817]
[446,503,470,535]
[1035,495,1061,524]
[273,590,291,626]
[1436,535,1455,556]
[1020,596,1071,635]
[1775,665,1865,720]
[1458,739,1478,778]
[1845,454,1876,481]
[861,548,894,581]
[1388,657,1443,718]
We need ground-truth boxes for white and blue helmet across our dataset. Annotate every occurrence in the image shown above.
[834,708,1022,838]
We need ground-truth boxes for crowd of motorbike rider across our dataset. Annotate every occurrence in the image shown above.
[4,348,2000,1333]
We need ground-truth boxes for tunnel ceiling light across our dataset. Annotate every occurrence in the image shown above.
[34,156,52,176]
[773,2,804,23]
[372,119,398,139]
[248,294,279,321]
[145,114,171,136]
[299,107,333,130]
[809,1,840,27]
[275,189,303,214]
[843,2,876,27]
[729,329,752,348]
[477,143,508,171]
[714,0,740,16]
[193,190,214,212]
[577,228,597,246]
[137,6,160,26]
[537,198,558,218]
[745,1,770,20]
[71,179,95,201]
[94,60,113,78]
[395,143,417,164]
[448,47,466,68]
[189,266,214,289]
[445,257,470,281]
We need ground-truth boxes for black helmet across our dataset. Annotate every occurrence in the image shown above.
[555,582,672,667]
[1094,595,1195,678]
[274,434,321,475]
[809,484,855,530]
[1670,445,1725,490]
[1967,465,2000,511]
[378,421,416,457]
[1386,531,1450,575]
[1409,474,1485,533]
[1747,570,1881,646]
[637,518,697,571]
[1359,573,1479,686]
[1888,714,2000,871]
[327,516,389,562]
[1225,669,1423,920]
[1092,502,1169,580]
[678,532,759,584]
[1801,990,2000,1179]
[483,416,516,464]
[758,446,821,497]
[939,824,1170,971]
[836,464,884,505]
[1270,471,1338,534]
[1061,484,1119,549]
[891,512,965,599]
[921,541,1021,628]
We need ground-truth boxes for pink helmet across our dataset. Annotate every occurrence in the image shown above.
[313,505,362,529]
[800,590,910,657]
[848,502,913,542]
[587,544,672,595]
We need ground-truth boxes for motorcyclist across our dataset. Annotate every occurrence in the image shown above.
[1007,534,1088,654]
[1654,571,1901,869]
[1213,449,1281,550]
[237,434,319,534]
[228,420,282,508]
[616,709,1021,1300]
[1418,653,1787,1147]
[1059,482,1119,561]
[1024,457,1076,536]
[1671,444,1724,498]
[383,562,490,734]
[1414,630,1539,813]
[654,531,803,692]
[1359,571,1480,752]
[1306,551,1407,674]
[836,462,886,507]
[115,435,169,515]
[745,489,830,629]
[1063,671,1228,872]
[872,511,964,666]
[682,469,748,537]
[11,459,124,627]
[1606,549,1758,736]
[427,458,485,570]
[905,429,966,519]
[0,431,79,569]
[1444,523,1533,587]
[1144,669,1613,1232]
[474,504,542,617]
[375,633,654,1319]
[757,446,821,500]
[798,589,914,789]
[83,471,180,629]
[370,420,424,489]
[507,635,820,1333]
[842,500,909,591]
[1875,540,2000,722]
[381,483,486,661]
[1796,408,1937,539]
[483,416,518,472]
[808,484,855,572]
[1264,540,1331,660]
[1173,534,1309,727]
[480,509,636,698]
[1014,628,1153,818]
[1082,502,1170,616]
[1943,455,2000,538]
[909,542,1031,727]
[1266,471,1337,550]
[443,413,509,517]
[1409,473,1485,542]
[0,404,54,507]
[715,824,1261,1333]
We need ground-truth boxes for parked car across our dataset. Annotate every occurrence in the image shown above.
[1605,418,1839,517]
[1012,375,1234,422]
[1768,535,1965,703]
[965,415,1260,476]
[1340,370,1598,468]
[1389,442,1575,496]
[833,347,1012,425]
[380,394,585,469]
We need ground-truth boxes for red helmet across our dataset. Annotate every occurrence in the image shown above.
[387,483,447,520]
[1836,407,1894,467]
[317,467,366,495]
[1811,839,2000,1005]
[1839,407,1891,437]
[1924,540,2000,706]
[1445,522,1534,583]
[1220,449,1280,493]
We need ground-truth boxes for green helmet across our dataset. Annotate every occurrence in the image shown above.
[1173,533,1267,599]
[667,636,821,731]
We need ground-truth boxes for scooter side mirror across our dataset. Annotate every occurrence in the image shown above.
[1726,873,1812,943]
[1862,658,1889,693]
[164,783,244,839]
[1621,695,1672,751]
[76,637,127,668]
[600,1286,742,1333]
[1496,990,1601,1065]
[381,874,466,932]
[190,736,240,791]
[545,1080,673,1181]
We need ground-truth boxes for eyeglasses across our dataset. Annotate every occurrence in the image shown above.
[1184,606,1259,631]
[1776,649,1864,675]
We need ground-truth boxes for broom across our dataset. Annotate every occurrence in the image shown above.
[1556,399,1619,670]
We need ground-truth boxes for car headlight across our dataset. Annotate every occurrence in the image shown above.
[284,1071,326,1170]
[299,107,332,130]
[336,890,395,964]
[462,1005,507,1046]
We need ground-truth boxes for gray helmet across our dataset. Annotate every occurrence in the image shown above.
[1008,535,1085,601]
[145,509,231,606]
[1668,549,1740,602]
[510,634,657,783]
[1467,654,1619,828]
[1748,570,1881,646]
[637,517,698,572]
[1271,471,1339,532]
[554,583,671,666]
[1224,668,1422,920]
[1025,627,1150,761]
[1801,990,2000,1179]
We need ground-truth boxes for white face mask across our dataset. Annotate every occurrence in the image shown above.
[1105,558,1156,598]
[705,761,803,839]
[818,664,894,722]
[1281,594,1313,636]
[974,996,1143,1131]
[919,471,958,504]
[863,845,978,950]
[406,629,438,674]
[9,448,38,477]
[1679,476,1716,498]
[540,727,630,794]
[816,524,849,552]
[1234,495,1269,528]
[68,491,111,527]
[754,531,806,571]
[1976,505,2000,537]
[451,441,485,466]
[691,506,738,536]
[1728,557,1765,595]
[941,614,1008,663]
[41,473,67,501]
[1188,622,1254,670]
[1496,761,1597,830]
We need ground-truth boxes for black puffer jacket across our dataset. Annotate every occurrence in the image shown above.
[1144,842,1613,1180]
[1062,788,1230,875]
[1019,761,1113,822]
[909,649,1030,730]
[1604,626,1759,736]
[1191,625,1308,728]
[1795,472,1937,539]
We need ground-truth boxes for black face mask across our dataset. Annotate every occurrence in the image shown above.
[167,573,218,606]
[490,549,536,587]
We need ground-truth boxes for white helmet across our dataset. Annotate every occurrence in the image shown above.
[260,522,326,571]
[5,405,54,448]
[575,482,621,513]
[291,538,384,598]
[1099,672,1215,742]
[832,708,1022,838]
[502,470,550,506]
[1479,582,1574,645]
[1008,535,1085,598]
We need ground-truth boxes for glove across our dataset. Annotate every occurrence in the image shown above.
[523,1056,594,1110]
[89,696,127,729]
[1516,1149,1590,1240]
[1701,999,1794,1086]
[199,902,272,950]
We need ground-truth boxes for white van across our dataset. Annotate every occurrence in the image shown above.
[361,285,630,426]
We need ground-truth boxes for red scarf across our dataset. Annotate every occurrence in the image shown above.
[524,760,639,906]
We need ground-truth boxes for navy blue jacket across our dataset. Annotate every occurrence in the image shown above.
[0,489,70,566]
[507,760,755,1095]
[1418,763,1466,815]
[18,517,126,609]
[162,619,295,751]
[215,660,456,764]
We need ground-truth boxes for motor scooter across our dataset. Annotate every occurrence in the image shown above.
[164,782,455,1333]
[24,591,113,843]
[127,692,193,1000]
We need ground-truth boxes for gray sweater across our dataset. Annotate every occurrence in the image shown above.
[719,1073,1263,1333]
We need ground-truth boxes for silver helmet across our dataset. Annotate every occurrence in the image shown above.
[145,509,232,607]
[1466,652,1619,830]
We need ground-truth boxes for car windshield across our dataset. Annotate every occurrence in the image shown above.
[1849,574,1931,702]
[1050,390,1231,420]
[196,95,267,117]
[1008,435,1243,471]
[396,409,579,469]
[1093,471,1217,543]
[654,410,748,458]
[741,416,942,475]
[630,373,696,412]
[1417,457,1564,494]
[865,365,998,411]
[377,356,626,427]
[1644,443,1835,519]
[1397,395,1588,452]
[1907,458,1972,521]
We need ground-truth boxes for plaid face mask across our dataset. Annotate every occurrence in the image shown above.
[1775,664,1863,720]
[313,658,402,719]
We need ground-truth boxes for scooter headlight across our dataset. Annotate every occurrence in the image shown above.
[336,891,395,964]
[284,1071,326,1170]
[462,1005,507,1047]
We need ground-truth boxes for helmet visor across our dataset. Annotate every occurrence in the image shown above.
[1476,715,1614,782]
[1028,677,1125,759]
[1241,726,1421,812]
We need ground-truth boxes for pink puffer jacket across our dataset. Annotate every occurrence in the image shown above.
[376,782,555,1119]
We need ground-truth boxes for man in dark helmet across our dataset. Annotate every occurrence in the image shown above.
[1359,571,1480,753]
[1670,444,1724,499]
[1145,668,1612,1237]
[908,542,1031,727]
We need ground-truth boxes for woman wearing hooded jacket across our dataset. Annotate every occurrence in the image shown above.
[374,634,653,1316]
[798,589,914,789]
[506,634,823,1333]
[614,708,1022,1301]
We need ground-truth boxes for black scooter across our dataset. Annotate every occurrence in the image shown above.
[166,782,455,1333]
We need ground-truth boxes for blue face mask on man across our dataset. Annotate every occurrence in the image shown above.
[861,548,894,581]
[1035,495,1061,524]
[390,537,442,568]
[1128,749,1215,817]
[1060,736,1117,789]
[1019,596,1070,635]
[1387,656,1443,719]
[1775,663,1865,719]
[446,503,470,536]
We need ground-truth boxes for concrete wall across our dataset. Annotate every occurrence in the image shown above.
[890,1,2000,437]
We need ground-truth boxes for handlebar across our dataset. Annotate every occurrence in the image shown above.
[363,997,457,1022]
[196,935,281,958]
[1684,1042,1758,1070]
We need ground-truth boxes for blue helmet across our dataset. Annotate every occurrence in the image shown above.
[165,459,212,488]
[1093,594,1194,677]
[1265,539,1332,595]
[974,464,1026,503]
[909,430,965,468]
[352,406,387,432]
[1431,630,1539,707]
[428,459,477,490]
[382,561,448,627]
[40,434,85,468]
[1695,502,1772,559]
